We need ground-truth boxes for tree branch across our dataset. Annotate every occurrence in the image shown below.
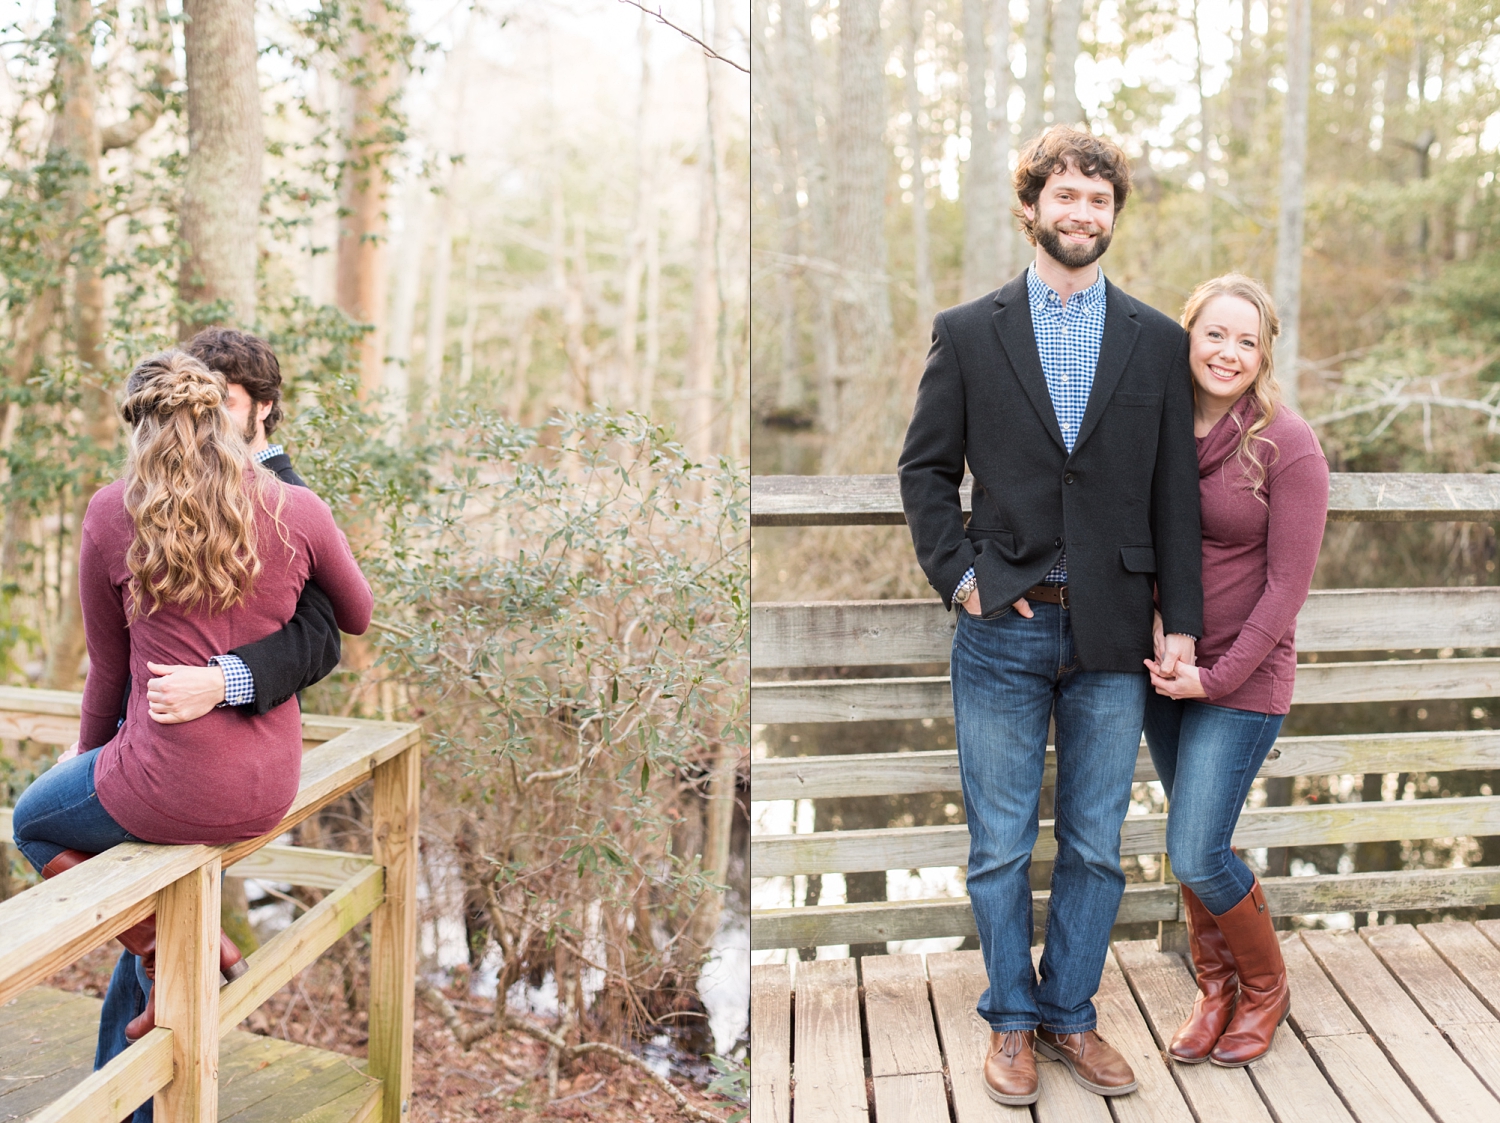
[615,0,748,74]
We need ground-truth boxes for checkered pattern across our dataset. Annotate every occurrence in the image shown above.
[209,654,255,707]
[952,266,1108,600]
[255,444,285,464]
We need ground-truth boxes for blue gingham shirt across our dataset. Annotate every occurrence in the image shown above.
[208,444,288,706]
[955,265,1107,598]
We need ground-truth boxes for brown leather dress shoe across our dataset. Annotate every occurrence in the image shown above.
[983,1029,1039,1105]
[1035,1029,1138,1095]
[1170,885,1239,1063]
[1208,877,1289,1067]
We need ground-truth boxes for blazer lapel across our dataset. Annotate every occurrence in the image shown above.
[1070,279,1142,455]
[991,274,1067,454]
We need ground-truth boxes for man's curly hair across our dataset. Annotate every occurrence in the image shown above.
[1012,126,1132,245]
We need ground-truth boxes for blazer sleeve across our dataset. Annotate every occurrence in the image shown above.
[1151,333,1205,638]
[898,314,977,609]
[228,580,343,716]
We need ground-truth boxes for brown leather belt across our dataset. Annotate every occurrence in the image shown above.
[1025,583,1069,608]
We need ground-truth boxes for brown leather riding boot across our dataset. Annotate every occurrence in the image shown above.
[1035,1029,1138,1096]
[1169,885,1239,1063]
[1208,877,1289,1067]
[983,1030,1038,1105]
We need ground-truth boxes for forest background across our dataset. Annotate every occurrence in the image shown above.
[750,0,1500,961]
[0,1,751,1120]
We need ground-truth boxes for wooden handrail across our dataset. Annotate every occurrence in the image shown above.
[749,471,1500,526]
[0,695,421,1123]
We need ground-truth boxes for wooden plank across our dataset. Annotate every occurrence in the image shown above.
[1093,951,1195,1123]
[793,958,869,1123]
[748,472,1500,527]
[1420,921,1500,1020]
[924,950,1030,1122]
[219,864,384,1033]
[750,885,1181,951]
[228,845,377,891]
[1111,940,1274,1122]
[1024,945,1114,1123]
[0,987,76,1033]
[1263,866,1500,916]
[752,797,1500,876]
[25,1027,173,1123]
[869,1073,950,1123]
[1298,1033,1440,1123]
[748,964,791,1123]
[860,955,942,1077]
[750,589,1500,669]
[367,742,420,1123]
[751,660,1500,724]
[1300,929,1500,1121]
[1242,1023,1355,1123]
[1281,933,1366,1039]
[752,729,1500,801]
[1363,925,1500,1099]
[279,1081,382,1123]
[154,858,222,1123]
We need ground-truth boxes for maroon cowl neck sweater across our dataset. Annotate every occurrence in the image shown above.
[80,475,373,845]
[1193,395,1329,714]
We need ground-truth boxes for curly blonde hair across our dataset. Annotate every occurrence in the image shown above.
[1181,273,1283,502]
[120,349,284,619]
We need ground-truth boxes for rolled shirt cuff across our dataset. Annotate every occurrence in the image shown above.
[208,653,256,707]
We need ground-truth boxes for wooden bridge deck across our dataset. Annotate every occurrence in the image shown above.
[751,922,1500,1123]
[0,987,380,1123]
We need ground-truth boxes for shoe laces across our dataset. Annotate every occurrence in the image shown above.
[1000,1030,1028,1062]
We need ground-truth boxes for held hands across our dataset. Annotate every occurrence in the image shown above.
[146,661,226,724]
[1147,613,1203,697]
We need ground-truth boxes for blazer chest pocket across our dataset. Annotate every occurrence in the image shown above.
[1120,546,1157,573]
[966,526,1016,552]
[1112,392,1161,408]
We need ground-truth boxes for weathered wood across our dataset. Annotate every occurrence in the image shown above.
[154,858,222,1123]
[751,589,1500,669]
[752,796,1500,876]
[752,660,1500,723]
[1363,924,1500,1098]
[748,964,791,1123]
[793,958,869,1123]
[1298,1033,1436,1123]
[752,729,1500,801]
[868,1072,950,1123]
[860,954,942,1077]
[1111,940,1275,1122]
[1262,866,1500,915]
[924,950,1030,1122]
[25,1027,172,1123]
[227,845,377,891]
[750,472,1500,526]
[749,884,1181,951]
[1024,945,1117,1123]
[1420,920,1500,1021]
[1300,929,1500,1121]
[1242,1023,1357,1123]
[219,864,384,1033]
[367,742,420,1123]
[1093,951,1195,1123]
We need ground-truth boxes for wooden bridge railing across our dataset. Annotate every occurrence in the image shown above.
[749,473,1500,951]
[0,687,421,1123]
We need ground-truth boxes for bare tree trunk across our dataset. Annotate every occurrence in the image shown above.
[962,0,999,298]
[384,175,427,420]
[906,0,935,327]
[458,232,478,391]
[832,0,893,466]
[992,0,1016,276]
[642,200,661,417]
[1021,0,1049,140]
[179,0,261,335]
[620,14,653,412]
[1274,0,1312,412]
[1051,0,1083,126]
[423,198,452,409]
[335,0,404,400]
[684,118,720,460]
[1191,0,1212,275]
[1228,0,1254,150]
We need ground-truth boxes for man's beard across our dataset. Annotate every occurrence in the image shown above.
[1034,217,1112,269]
[242,407,258,445]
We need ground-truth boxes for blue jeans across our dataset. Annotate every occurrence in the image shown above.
[952,603,1147,1033]
[1143,695,1285,915]
[12,748,154,1123]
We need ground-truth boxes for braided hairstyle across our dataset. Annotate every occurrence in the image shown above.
[120,349,283,619]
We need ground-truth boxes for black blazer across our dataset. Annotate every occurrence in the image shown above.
[229,452,343,714]
[898,271,1203,672]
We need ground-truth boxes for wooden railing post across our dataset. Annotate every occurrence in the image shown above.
[154,856,221,1123]
[369,740,420,1123]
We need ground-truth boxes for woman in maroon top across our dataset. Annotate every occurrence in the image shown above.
[10,350,371,1110]
[1142,275,1329,1068]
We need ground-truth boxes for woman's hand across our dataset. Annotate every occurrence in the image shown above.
[57,741,80,763]
[146,662,226,724]
[1144,658,1207,699]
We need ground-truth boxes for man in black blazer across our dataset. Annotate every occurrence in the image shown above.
[898,127,1203,1107]
[141,328,342,723]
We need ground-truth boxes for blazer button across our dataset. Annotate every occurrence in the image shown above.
[1054,538,1062,547]
[1064,472,1075,484]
